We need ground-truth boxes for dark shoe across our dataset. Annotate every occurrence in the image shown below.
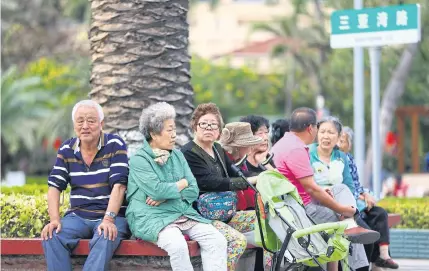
[344,227,380,244]
[374,257,399,269]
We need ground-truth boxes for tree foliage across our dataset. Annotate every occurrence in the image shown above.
[1,58,89,173]
[251,0,429,173]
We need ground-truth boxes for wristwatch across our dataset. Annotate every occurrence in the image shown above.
[104,211,117,220]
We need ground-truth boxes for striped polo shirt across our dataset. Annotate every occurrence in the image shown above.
[48,132,129,220]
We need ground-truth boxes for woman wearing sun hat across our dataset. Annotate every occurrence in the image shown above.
[220,122,264,163]
[220,122,263,211]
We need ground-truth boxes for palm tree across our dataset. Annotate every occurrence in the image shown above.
[88,0,194,154]
[1,67,48,175]
[1,68,47,156]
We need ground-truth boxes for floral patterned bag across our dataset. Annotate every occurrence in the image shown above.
[196,191,237,222]
[196,146,238,222]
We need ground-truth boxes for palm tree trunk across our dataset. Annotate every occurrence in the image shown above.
[88,0,194,155]
[363,43,419,188]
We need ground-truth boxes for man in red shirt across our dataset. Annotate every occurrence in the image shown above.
[271,107,379,271]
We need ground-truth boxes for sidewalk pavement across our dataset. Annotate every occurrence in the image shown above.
[372,259,429,271]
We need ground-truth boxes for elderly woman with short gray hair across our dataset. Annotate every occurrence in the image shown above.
[126,102,227,271]
[308,116,375,271]
[339,127,399,269]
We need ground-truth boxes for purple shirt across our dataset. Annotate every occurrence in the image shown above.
[271,132,314,205]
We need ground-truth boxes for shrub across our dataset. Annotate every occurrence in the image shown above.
[0,193,70,238]
[378,197,429,229]
[1,184,49,195]
[1,183,70,195]
[27,175,48,185]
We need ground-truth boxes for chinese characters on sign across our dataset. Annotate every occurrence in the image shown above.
[340,15,350,30]
[357,14,369,29]
[396,10,408,26]
[376,12,388,28]
[330,4,420,48]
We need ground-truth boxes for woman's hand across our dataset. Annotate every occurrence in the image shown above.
[249,150,269,165]
[248,176,258,185]
[363,193,376,210]
[176,179,189,191]
[264,163,276,171]
[146,197,165,206]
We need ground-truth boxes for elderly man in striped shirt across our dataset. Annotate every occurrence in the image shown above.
[41,100,130,271]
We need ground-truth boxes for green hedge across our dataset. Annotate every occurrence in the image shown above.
[378,197,429,229]
[1,193,70,238]
[1,193,427,238]
[1,183,70,195]
[26,175,47,185]
[2,184,49,195]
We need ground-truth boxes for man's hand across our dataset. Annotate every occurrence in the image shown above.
[146,197,165,206]
[97,218,118,241]
[41,219,62,240]
[341,205,357,218]
[363,193,376,210]
[325,188,334,198]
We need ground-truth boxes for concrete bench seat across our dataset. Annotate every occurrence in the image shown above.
[0,214,401,270]
[387,213,401,228]
[0,238,200,257]
[1,238,257,271]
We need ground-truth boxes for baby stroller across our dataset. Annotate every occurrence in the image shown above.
[231,155,353,271]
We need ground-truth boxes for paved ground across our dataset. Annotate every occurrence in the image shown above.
[372,259,429,271]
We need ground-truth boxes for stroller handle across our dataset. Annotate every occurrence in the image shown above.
[258,153,274,171]
[292,222,348,239]
[234,154,248,168]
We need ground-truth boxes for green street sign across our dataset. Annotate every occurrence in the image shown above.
[330,4,421,48]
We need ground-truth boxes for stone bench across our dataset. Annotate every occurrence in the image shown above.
[0,214,401,270]
[387,213,401,228]
[0,238,257,271]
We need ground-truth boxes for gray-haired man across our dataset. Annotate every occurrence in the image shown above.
[41,100,130,271]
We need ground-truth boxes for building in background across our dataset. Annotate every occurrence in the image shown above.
[189,0,330,72]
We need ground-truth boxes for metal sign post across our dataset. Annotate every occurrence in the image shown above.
[369,47,381,197]
[330,4,421,195]
[353,0,365,189]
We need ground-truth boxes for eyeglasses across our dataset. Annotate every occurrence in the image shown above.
[198,122,219,130]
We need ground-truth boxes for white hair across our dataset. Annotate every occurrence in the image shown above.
[342,126,354,147]
[71,100,104,122]
[139,102,176,141]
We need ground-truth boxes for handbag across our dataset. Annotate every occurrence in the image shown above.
[196,145,238,222]
[197,191,237,222]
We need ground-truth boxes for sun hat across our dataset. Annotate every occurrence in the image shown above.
[220,122,263,147]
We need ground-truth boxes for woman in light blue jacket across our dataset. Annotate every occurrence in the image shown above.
[309,116,372,270]
[309,117,354,194]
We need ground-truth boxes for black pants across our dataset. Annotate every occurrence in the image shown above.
[357,206,390,263]
[254,248,265,271]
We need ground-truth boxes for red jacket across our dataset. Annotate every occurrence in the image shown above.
[225,152,256,210]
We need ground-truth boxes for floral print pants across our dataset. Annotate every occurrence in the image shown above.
[213,210,272,271]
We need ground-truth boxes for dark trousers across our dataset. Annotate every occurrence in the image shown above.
[254,248,264,271]
[357,206,390,263]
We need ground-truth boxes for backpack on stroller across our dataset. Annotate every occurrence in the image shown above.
[232,158,353,271]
